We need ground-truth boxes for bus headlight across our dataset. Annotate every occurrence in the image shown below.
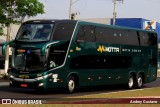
[35,73,52,81]
[9,75,15,79]
[38,83,44,87]
[36,76,43,81]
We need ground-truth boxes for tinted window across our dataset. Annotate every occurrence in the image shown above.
[148,33,157,46]
[95,27,139,45]
[76,25,96,42]
[139,31,148,46]
[52,22,76,41]
[139,32,157,46]
[16,24,54,41]
[13,49,47,71]
[124,30,139,45]
[70,55,131,69]
[95,27,113,43]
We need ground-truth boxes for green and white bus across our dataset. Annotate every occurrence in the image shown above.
[3,20,158,93]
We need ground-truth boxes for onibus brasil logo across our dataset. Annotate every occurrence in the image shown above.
[97,45,120,53]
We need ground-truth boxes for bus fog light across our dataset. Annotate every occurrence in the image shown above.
[38,83,44,87]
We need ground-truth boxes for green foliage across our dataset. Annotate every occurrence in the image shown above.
[15,0,44,20]
[0,26,4,36]
[0,0,45,35]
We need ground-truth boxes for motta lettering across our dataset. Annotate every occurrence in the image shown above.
[106,47,119,52]
[97,46,119,53]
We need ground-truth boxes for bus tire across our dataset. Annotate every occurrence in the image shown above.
[135,74,143,89]
[66,76,76,94]
[128,75,134,89]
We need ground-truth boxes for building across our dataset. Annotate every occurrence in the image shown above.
[110,18,160,39]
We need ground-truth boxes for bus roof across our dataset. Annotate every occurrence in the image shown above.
[78,20,157,34]
[23,19,157,34]
[23,19,77,24]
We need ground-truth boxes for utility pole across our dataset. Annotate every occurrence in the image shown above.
[113,0,116,26]
[112,0,124,26]
[69,0,72,19]
[69,0,80,20]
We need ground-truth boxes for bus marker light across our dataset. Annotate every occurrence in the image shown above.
[21,84,27,87]
[17,49,26,53]
[57,79,63,82]
[98,77,102,80]
[60,80,63,83]
[76,47,81,51]
[88,77,93,81]
[70,49,73,52]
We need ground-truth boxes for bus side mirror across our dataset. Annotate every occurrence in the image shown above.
[2,40,14,55]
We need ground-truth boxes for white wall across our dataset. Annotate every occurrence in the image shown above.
[2,24,20,40]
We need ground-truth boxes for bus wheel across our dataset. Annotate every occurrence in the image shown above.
[128,75,134,89]
[66,76,76,94]
[136,74,143,88]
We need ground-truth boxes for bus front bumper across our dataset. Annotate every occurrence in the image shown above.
[9,73,52,89]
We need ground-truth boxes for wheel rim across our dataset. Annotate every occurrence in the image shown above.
[128,76,134,88]
[68,79,75,92]
[137,76,143,87]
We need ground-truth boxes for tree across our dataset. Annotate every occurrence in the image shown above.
[0,0,45,35]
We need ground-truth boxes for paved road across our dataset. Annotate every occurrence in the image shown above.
[0,77,159,99]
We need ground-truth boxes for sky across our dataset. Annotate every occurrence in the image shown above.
[34,0,160,21]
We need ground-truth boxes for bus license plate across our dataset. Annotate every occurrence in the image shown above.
[21,84,28,87]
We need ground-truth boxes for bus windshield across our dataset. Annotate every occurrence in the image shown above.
[16,24,54,41]
[13,49,47,71]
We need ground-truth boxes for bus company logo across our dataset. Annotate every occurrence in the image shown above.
[144,21,156,30]
[19,75,29,79]
[97,45,120,53]
[97,45,105,53]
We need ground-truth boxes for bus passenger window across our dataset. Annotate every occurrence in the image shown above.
[147,33,157,46]
[139,32,148,46]
[76,26,85,42]
[52,22,76,41]
[76,25,96,42]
